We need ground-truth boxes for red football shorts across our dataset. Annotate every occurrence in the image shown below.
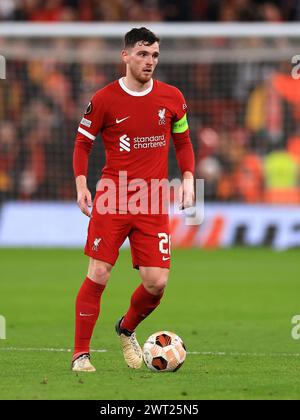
[84,204,171,269]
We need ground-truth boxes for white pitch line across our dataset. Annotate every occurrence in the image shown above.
[0,347,107,353]
[188,351,300,358]
[1,347,300,358]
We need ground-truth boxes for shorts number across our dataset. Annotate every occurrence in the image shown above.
[158,233,171,255]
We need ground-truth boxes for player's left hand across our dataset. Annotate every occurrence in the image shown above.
[179,175,195,210]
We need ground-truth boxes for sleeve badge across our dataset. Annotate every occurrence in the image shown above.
[84,101,93,115]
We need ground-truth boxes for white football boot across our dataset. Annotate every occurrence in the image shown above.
[71,353,96,372]
[115,318,143,369]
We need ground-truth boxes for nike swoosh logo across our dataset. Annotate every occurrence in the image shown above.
[79,313,95,317]
[116,116,130,124]
[162,256,170,261]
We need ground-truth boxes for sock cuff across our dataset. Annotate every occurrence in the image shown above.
[85,276,106,296]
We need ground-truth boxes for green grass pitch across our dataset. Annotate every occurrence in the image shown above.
[0,248,300,400]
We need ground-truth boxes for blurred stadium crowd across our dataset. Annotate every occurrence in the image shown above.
[0,0,300,22]
[0,1,300,204]
[1,48,300,204]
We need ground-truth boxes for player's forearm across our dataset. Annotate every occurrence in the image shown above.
[73,139,93,178]
[75,175,88,191]
[183,171,194,180]
[180,171,195,210]
[75,174,92,217]
[173,130,195,176]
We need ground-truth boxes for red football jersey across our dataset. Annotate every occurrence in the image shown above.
[75,78,189,183]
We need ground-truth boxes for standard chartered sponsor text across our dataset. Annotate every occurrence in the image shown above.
[134,135,166,149]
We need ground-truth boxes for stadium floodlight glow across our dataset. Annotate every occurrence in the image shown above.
[0,55,6,79]
[0,316,6,340]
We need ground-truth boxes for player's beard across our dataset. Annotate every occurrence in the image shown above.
[132,67,153,84]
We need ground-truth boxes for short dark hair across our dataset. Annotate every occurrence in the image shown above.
[124,27,160,49]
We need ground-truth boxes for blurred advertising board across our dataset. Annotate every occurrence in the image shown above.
[0,202,299,250]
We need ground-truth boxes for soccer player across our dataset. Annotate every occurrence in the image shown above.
[72,27,195,372]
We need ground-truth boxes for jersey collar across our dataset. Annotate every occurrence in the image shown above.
[118,77,153,97]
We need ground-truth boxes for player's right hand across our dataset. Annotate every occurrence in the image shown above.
[77,188,93,217]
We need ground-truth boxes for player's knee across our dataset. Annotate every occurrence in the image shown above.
[88,261,111,285]
[92,266,110,284]
[152,283,167,295]
[145,276,168,295]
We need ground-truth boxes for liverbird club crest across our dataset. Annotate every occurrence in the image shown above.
[158,108,166,125]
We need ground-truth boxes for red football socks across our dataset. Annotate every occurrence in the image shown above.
[73,277,105,360]
[121,284,163,332]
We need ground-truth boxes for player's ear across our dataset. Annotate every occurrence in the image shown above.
[121,49,129,64]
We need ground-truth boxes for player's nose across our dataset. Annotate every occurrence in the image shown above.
[146,56,154,66]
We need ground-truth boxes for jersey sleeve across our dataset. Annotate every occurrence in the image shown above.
[77,91,106,142]
[171,88,195,176]
[73,91,106,178]
[171,88,189,134]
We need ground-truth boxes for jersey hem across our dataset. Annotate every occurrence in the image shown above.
[84,250,116,267]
